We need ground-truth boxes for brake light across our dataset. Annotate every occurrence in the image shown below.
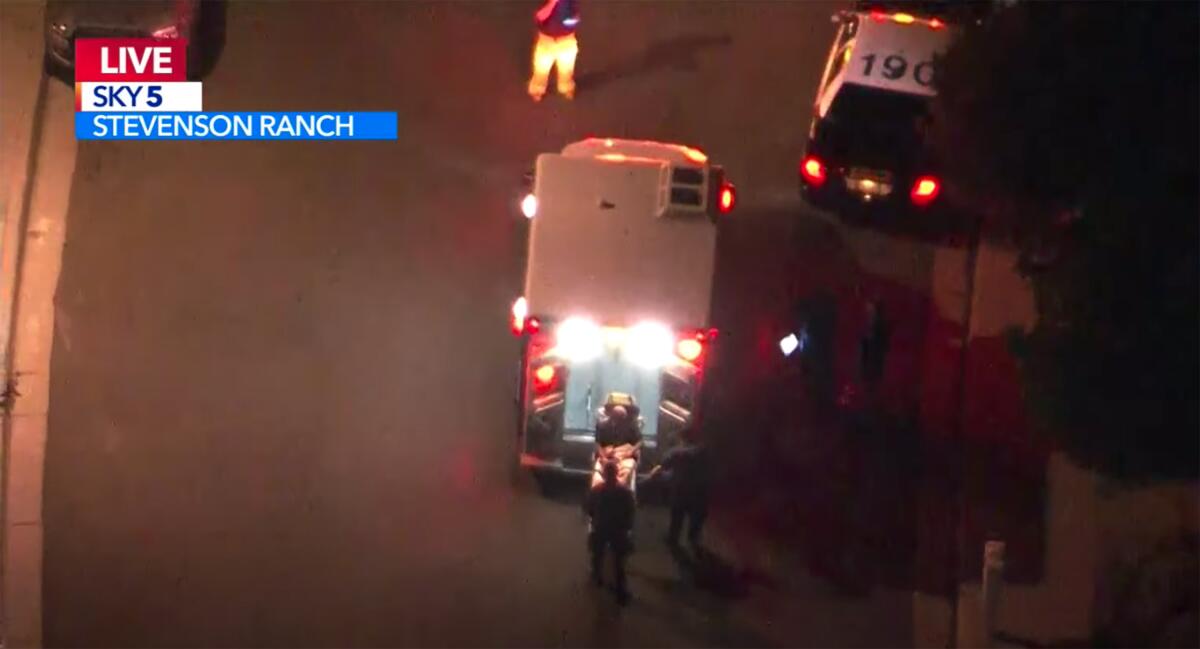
[533,364,557,391]
[718,183,736,214]
[929,17,944,29]
[520,193,538,219]
[511,297,528,335]
[870,10,887,22]
[801,156,827,186]
[910,176,941,206]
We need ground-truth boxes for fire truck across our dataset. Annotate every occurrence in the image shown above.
[510,137,735,483]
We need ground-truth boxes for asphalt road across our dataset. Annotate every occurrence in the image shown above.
[41,2,923,646]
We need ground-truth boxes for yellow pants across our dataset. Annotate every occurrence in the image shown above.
[528,33,578,99]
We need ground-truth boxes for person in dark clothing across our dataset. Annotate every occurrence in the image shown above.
[584,461,635,604]
[649,427,711,551]
[527,0,580,101]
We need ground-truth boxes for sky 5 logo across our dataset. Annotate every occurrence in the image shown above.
[90,84,164,109]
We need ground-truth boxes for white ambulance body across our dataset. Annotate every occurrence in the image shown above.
[511,138,735,479]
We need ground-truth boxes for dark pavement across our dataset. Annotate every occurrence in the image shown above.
[42,2,922,646]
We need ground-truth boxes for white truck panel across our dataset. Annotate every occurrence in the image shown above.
[525,153,717,328]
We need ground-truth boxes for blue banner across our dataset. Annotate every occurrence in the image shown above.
[75,111,398,140]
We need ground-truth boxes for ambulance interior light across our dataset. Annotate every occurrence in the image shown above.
[555,317,604,362]
[625,322,675,369]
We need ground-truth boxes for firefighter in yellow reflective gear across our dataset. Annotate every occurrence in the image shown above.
[528,0,580,102]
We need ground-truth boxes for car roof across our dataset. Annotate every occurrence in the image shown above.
[818,12,955,113]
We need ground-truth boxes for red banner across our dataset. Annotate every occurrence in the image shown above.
[74,38,187,82]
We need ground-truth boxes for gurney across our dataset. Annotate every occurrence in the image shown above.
[589,393,643,495]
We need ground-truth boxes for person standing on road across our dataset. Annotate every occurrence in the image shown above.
[584,461,635,605]
[528,0,580,102]
[649,427,712,552]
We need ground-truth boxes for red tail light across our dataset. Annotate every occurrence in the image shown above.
[675,329,716,364]
[801,156,827,186]
[929,17,944,29]
[717,182,736,214]
[676,338,704,363]
[533,364,557,391]
[910,176,941,206]
[870,10,887,22]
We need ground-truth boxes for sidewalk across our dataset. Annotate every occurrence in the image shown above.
[0,4,48,647]
[2,3,78,647]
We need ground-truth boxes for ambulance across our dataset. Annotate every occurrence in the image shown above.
[799,6,959,215]
[510,138,735,482]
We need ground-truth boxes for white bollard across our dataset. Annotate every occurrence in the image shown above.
[981,540,1006,648]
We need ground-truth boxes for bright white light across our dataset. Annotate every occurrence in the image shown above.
[779,333,799,357]
[521,193,538,219]
[556,317,603,362]
[625,321,675,369]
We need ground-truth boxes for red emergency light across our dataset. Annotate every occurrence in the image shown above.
[511,297,528,335]
[533,364,557,392]
[718,182,736,214]
[869,9,945,29]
